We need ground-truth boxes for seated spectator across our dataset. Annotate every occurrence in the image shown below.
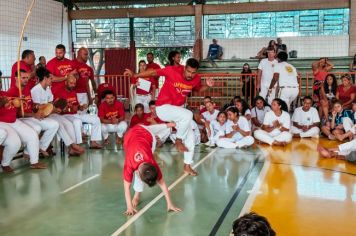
[241,63,254,102]
[207,39,223,67]
[324,100,354,141]
[311,58,334,106]
[276,37,287,53]
[291,96,320,138]
[202,101,219,123]
[130,60,157,113]
[98,90,128,145]
[235,98,251,126]
[254,98,292,146]
[96,82,116,106]
[216,107,254,149]
[206,111,227,147]
[336,74,356,110]
[222,96,241,111]
[253,40,277,60]
[349,54,356,83]
[199,96,219,113]
[193,109,208,143]
[251,96,271,131]
[145,100,171,146]
[232,212,276,236]
[320,74,337,120]
[129,103,148,128]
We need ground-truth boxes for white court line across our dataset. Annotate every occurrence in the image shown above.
[239,157,270,217]
[60,174,100,194]
[111,149,218,236]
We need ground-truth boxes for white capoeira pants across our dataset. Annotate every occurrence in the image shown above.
[77,93,89,114]
[6,120,39,164]
[49,114,77,146]
[209,131,225,146]
[101,121,128,139]
[169,128,196,165]
[278,87,299,111]
[338,139,356,156]
[260,85,276,104]
[20,117,59,151]
[135,94,151,113]
[254,129,292,145]
[217,136,254,149]
[144,124,171,145]
[64,113,102,143]
[342,117,354,133]
[291,126,320,138]
[0,123,21,167]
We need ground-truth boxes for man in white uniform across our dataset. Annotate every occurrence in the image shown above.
[268,51,300,111]
[256,46,278,104]
[291,96,320,138]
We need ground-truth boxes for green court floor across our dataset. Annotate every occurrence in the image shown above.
[0,142,263,236]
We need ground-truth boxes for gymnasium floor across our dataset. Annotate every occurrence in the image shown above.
[0,137,355,236]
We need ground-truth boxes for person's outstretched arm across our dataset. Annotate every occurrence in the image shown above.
[123,180,137,216]
[157,178,182,212]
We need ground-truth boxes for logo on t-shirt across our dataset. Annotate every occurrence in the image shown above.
[134,151,144,162]
[285,66,293,73]
[173,82,193,97]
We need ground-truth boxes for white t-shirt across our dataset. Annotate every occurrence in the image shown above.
[258,58,278,87]
[202,109,219,122]
[292,107,320,126]
[210,120,227,136]
[251,106,271,124]
[273,61,298,87]
[263,110,291,129]
[225,116,251,141]
[31,83,54,104]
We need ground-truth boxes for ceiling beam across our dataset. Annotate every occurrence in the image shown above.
[69,0,349,20]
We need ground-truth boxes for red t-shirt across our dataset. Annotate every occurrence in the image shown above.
[155,66,202,106]
[146,62,161,86]
[72,59,94,93]
[98,100,125,120]
[53,85,79,114]
[123,125,162,183]
[130,76,156,95]
[337,85,356,105]
[5,86,33,114]
[129,113,149,128]
[97,83,116,103]
[144,113,164,125]
[10,60,36,90]
[47,57,74,94]
[0,93,17,123]
[313,70,328,91]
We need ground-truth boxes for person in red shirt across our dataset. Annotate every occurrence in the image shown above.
[98,90,128,145]
[96,82,116,106]
[130,60,157,113]
[10,50,36,90]
[125,58,214,176]
[146,52,161,86]
[312,58,334,105]
[336,74,356,109]
[47,44,77,94]
[72,47,97,111]
[129,103,148,128]
[7,70,59,158]
[53,75,102,149]
[123,123,181,216]
[167,50,184,72]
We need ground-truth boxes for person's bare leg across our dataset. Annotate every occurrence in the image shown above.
[317,144,337,158]
[184,164,198,176]
[175,138,188,152]
[333,129,345,141]
[132,192,141,208]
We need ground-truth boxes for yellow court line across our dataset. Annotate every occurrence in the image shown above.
[111,149,218,236]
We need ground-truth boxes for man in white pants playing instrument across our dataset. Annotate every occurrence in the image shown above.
[268,51,300,111]
[123,123,181,216]
[125,58,213,176]
[291,96,320,138]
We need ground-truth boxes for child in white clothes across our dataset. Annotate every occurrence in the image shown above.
[206,111,227,147]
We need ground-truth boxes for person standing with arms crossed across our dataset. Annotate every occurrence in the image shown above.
[125,58,213,176]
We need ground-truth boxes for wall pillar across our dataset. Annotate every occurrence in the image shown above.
[193,4,203,61]
[349,0,356,56]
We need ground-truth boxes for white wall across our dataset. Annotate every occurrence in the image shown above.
[203,35,349,59]
[0,0,70,76]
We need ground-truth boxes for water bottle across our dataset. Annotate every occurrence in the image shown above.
[88,102,97,115]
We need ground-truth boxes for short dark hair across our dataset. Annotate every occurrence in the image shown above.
[273,98,288,112]
[21,50,34,60]
[149,100,156,106]
[277,51,288,62]
[226,106,239,115]
[102,89,115,99]
[135,103,144,111]
[39,56,45,61]
[140,163,158,187]
[232,212,276,236]
[186,58,200,69]
[303,96,313,103]
[266,46,275,52]
[204,96,212,100]
[56,44,66,51]
[36,67,51,82]
[15,69,27,77]
[146,52,154,57]
[138,60,146,65]
[168,50,180,66]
